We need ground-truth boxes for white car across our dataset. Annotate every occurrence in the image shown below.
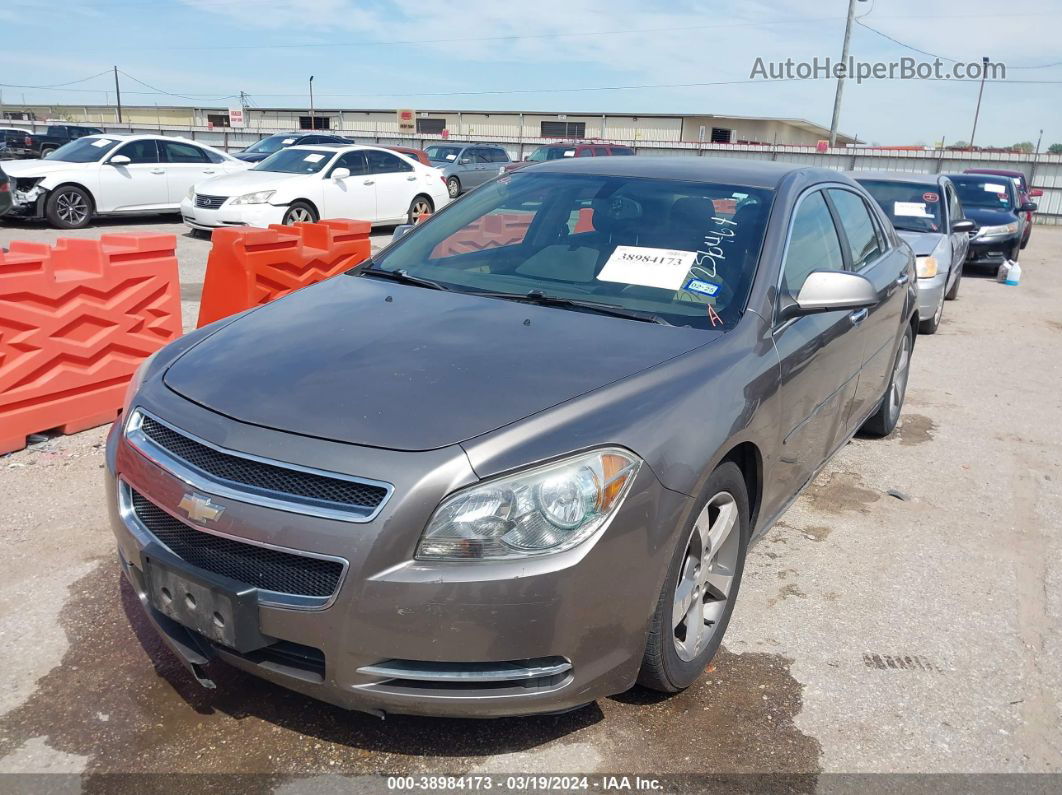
[3,134,249,229]
[180,144,450,232]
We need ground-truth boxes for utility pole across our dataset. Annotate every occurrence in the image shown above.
[829,0,866,148]
[309,75,315,128]
[969,56,989,148]
[113,65,123,123]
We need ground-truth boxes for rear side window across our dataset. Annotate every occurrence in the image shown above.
[575,147,593,157]
[366,149,413,174]
[611,146,635,156]
[488,148,510,163]
[162,141,210,163]
[782,191,845,295]
[827,188,883,270]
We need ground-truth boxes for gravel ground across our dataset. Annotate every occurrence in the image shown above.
[1,214,1059,786]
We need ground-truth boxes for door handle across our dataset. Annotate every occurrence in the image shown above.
[202,169,216,174]
[150,169,165,175]
[363,179,375,185]
[406,175,416,181]
[896,272,910,285]
[849,308,869,325]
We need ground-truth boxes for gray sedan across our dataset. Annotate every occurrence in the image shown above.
[855,172,975,334]
[425,143,510,198]
[107,157,917,718]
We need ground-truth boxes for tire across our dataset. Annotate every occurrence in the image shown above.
[407,194,434,225]
[944,263,961,300]
[446,176,461,199]
[638,461,750,693]
[282,201,317,225]
[918,287,944,335]
[40,146,56,158]
[45,185,93,229]
[861,324,913,438]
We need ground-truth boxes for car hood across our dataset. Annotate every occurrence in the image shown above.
[0,159,89,178]
[896,230,944,256]
[163,276,717,451]
[193,169,306,197]
[233,151,269,162]
[963,206,1018,227]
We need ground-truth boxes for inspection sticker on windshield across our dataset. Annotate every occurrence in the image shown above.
[683,278,721,297]
[984,183,1006,193]
[303,153,325,163]
[894,201,933,218]
[92,138,115,148]
[282,138,295,144]
[597,246,697,290]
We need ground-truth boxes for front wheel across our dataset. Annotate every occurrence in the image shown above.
[446,176,461,199]
[944,263,961,300]
[407,195,434,225]
[861,325,913,437]
[638,462,749,693]
[918,287,945,335]
[45,186,93,229]
[282,201,318,225]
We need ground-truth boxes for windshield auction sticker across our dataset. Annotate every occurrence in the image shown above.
[598,246,698,290]
[894,201,933,217]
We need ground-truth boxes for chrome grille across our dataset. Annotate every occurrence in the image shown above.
[195,194,227,209]
[137,415,389,512]
[131,488,343,598]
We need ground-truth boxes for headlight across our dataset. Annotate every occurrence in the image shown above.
[186,185,195,200]
[121,350,160,422]
[977,222,1018,237]
[416,448,642,560]
[915,256,938,278]
[230,190,275,205]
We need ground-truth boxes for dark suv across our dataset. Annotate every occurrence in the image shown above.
[235,133,352,163]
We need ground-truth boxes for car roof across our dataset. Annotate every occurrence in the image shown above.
[525,155,838,189]
[850,170,942,186]
[964,168,1025,178]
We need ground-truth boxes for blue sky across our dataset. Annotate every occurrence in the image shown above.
[2,0,1060,147]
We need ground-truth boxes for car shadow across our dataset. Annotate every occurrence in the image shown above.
[1,212,184,232]
[119,575,605,757]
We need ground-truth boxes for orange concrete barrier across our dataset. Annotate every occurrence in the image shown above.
[196,219,371,328]
[0,235,182,454]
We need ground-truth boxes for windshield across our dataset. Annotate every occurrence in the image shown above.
[426,145,463,162]
[368,172,773,330]
[857,179,943,233]
[253,148,333,174]
[244,134,296,155]
[47,136,120,162]
[950,176,1015,211]
[528,146,573,162]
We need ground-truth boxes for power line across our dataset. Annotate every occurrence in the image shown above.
[0,70,113,90]
[117,69,239,101]
[856,20,1062,69]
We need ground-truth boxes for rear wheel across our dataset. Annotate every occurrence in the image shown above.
[638,462,749,693]
[40,146,56,158]
[446,176,461,199]
[282,201,317,225]
[861,325,913,437]
[407,195,434,225]
[45,185,93,229]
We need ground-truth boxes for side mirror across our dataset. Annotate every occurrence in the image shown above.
[1020,201,1038,213]
[108,155,131,166]
[1029,188,1043,198]
[951,219,977,234]
[391,224,414,242]
[331,167,351,180]
[778,270,879,323]
[459,157,472,165]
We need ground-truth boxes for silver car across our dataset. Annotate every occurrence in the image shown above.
[855,172,975,334]
[107,157,917,718]
[425,144,511,198]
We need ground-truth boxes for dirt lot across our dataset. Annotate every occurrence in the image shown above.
[1,215,1060,785]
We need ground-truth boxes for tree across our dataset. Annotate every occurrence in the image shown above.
[951,140,970,148]
[1013,141,1035,153]
[1048,143,1062,154]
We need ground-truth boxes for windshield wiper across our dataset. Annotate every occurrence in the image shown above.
[471,289,671,325]
[357,265,450,291]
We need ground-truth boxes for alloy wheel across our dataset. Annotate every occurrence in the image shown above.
[286,207,313,224]
[410,198,432,222]
[887,333,912,426]
[447,178,460,198]
[56,191,89,226]
[672,491,741,662]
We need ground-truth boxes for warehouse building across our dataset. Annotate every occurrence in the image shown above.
[3,104,857,147]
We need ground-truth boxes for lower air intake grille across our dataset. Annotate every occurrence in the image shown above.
[131,489,343,598]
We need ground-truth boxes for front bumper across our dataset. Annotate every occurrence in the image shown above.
[106,392,687,718]
[180,196,287,231]
[915,273,947,320]
[967,234,1020,265]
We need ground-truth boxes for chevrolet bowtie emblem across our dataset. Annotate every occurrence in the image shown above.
[178,493,225,524]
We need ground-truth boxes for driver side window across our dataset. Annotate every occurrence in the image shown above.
[115,139,159,164]
[782,191,845,297]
